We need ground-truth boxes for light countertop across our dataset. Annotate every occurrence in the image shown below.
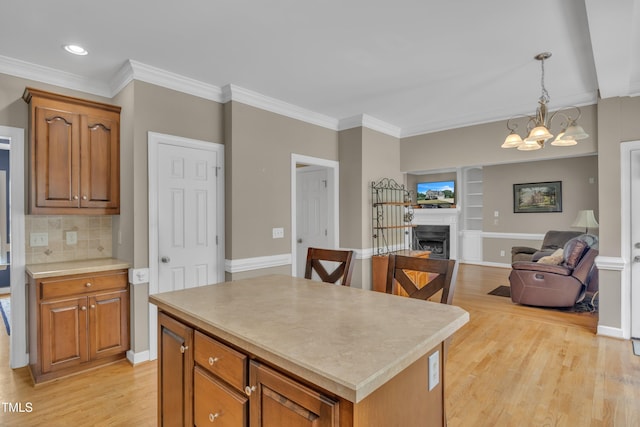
[149,274,469,403]
[26,258,131,279]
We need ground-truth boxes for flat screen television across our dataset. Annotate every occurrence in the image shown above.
[416,180,455,208]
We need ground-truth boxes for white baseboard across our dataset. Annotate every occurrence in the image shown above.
[597,325,626,339]
[126,349,150,365]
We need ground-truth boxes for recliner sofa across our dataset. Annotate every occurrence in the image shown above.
[509,235,598,307]
[511,230,583,263]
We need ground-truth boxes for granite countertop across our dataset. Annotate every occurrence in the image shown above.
[150,274,469,403]
[26,258,131,279]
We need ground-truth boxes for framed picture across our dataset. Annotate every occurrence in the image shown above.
[513,181,562,213]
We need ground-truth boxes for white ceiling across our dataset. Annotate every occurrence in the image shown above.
[1,0,639,137]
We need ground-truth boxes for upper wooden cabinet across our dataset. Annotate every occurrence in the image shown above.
[23,87,121,215]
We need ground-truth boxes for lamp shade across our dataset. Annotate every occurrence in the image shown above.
[524,125,553,142]
[571,209,599,233]
[551,132,578,146]
[502,132,523,148]
[559,124,588,140]
[517,140,542,151]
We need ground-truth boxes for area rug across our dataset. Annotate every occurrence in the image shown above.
[0,298,10,335]
[487,285,599,313]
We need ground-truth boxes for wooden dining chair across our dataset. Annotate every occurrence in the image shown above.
[304,247,355,287]
[385,254,458,427]
[385,254,458,305]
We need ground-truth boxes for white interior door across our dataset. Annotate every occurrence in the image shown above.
[157,143,218,291]
[631,149,640,338]
[296,167,329,277]
[148,132,224,360]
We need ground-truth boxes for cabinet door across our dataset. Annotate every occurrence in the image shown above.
[158,312,194,427]
[88,289,129,360]
[33,105,81,209]
[79,111,120,212]
[194,366,248,426]
[249,361,339,427]
[41,297,88,373]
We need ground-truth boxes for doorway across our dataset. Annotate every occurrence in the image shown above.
[291,154,339,277]
[148,132,225,360]
[0,126,26,369]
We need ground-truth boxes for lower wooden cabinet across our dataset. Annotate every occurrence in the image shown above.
[28,269,130,383]
[158,312,339,427]
[158,312,193,427]
[249,361,338,427]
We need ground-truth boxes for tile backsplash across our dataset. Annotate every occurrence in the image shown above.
[25,215,112,265]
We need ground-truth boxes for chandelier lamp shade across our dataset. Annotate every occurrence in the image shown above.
[501,52,589,151]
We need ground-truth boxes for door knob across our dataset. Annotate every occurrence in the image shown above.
[297,238,303,244]
[634,255,640,263]
[635,242,640,249]
[161,256,170,263]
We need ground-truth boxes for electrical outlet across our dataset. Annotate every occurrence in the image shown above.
[428,351,440,391]
[30,232,48,247]
[500,250,506,257]
[272,227,284,239]
[66,231,78,245]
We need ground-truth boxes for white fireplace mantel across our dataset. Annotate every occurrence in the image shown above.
[412,208,459,260]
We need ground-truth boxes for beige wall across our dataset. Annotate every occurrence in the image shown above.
[338,127,401,289]
[482,156,599,263]
[224,101,339,263]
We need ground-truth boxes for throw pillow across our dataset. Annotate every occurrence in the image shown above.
[537,248,564,265]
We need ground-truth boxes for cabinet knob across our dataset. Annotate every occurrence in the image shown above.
[244,385,256,396]
[90,304,96,309]
[82,195,87,200]
[73,195,79,200]
[208,356,219,365]
[208,412,219,422]
[180,345,188,354]
[80,306,87,311]
[85,282,92,287]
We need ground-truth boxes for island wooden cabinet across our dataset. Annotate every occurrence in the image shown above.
[23,87,121,215]
[28,269,129,383]
[158,312,338,427]
[158,312,193,426]
[249,361,338,427]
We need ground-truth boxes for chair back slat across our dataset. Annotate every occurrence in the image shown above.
[385,254,458,305]
[304,248,355,286]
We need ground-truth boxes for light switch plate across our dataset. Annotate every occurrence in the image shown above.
[272,227,284,239]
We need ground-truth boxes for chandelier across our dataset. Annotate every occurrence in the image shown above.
[501,52,589,151]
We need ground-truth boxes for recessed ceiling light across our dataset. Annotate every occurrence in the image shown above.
[63,44,88,56]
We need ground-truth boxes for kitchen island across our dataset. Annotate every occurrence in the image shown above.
[150,274,468,426]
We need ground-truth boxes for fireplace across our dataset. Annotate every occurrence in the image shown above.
[413,225,450,259]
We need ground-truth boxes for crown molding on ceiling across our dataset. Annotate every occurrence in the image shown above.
[221,84,339,131]
[338,114,402,138]
[115,60,225,102]
[0,54,112,97]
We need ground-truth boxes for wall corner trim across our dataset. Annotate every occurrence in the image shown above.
[595,256,625,270]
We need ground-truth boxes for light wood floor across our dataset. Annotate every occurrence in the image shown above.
[0,264,638,426]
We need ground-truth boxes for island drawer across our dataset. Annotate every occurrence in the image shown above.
[194,331,247,392]
[39,270,128,300]
[194,367,248,426]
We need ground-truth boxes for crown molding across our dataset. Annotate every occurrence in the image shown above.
[0,54,111,97]
[221,84,339,130]
[117,60,225,102]
[338,114,402,138]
